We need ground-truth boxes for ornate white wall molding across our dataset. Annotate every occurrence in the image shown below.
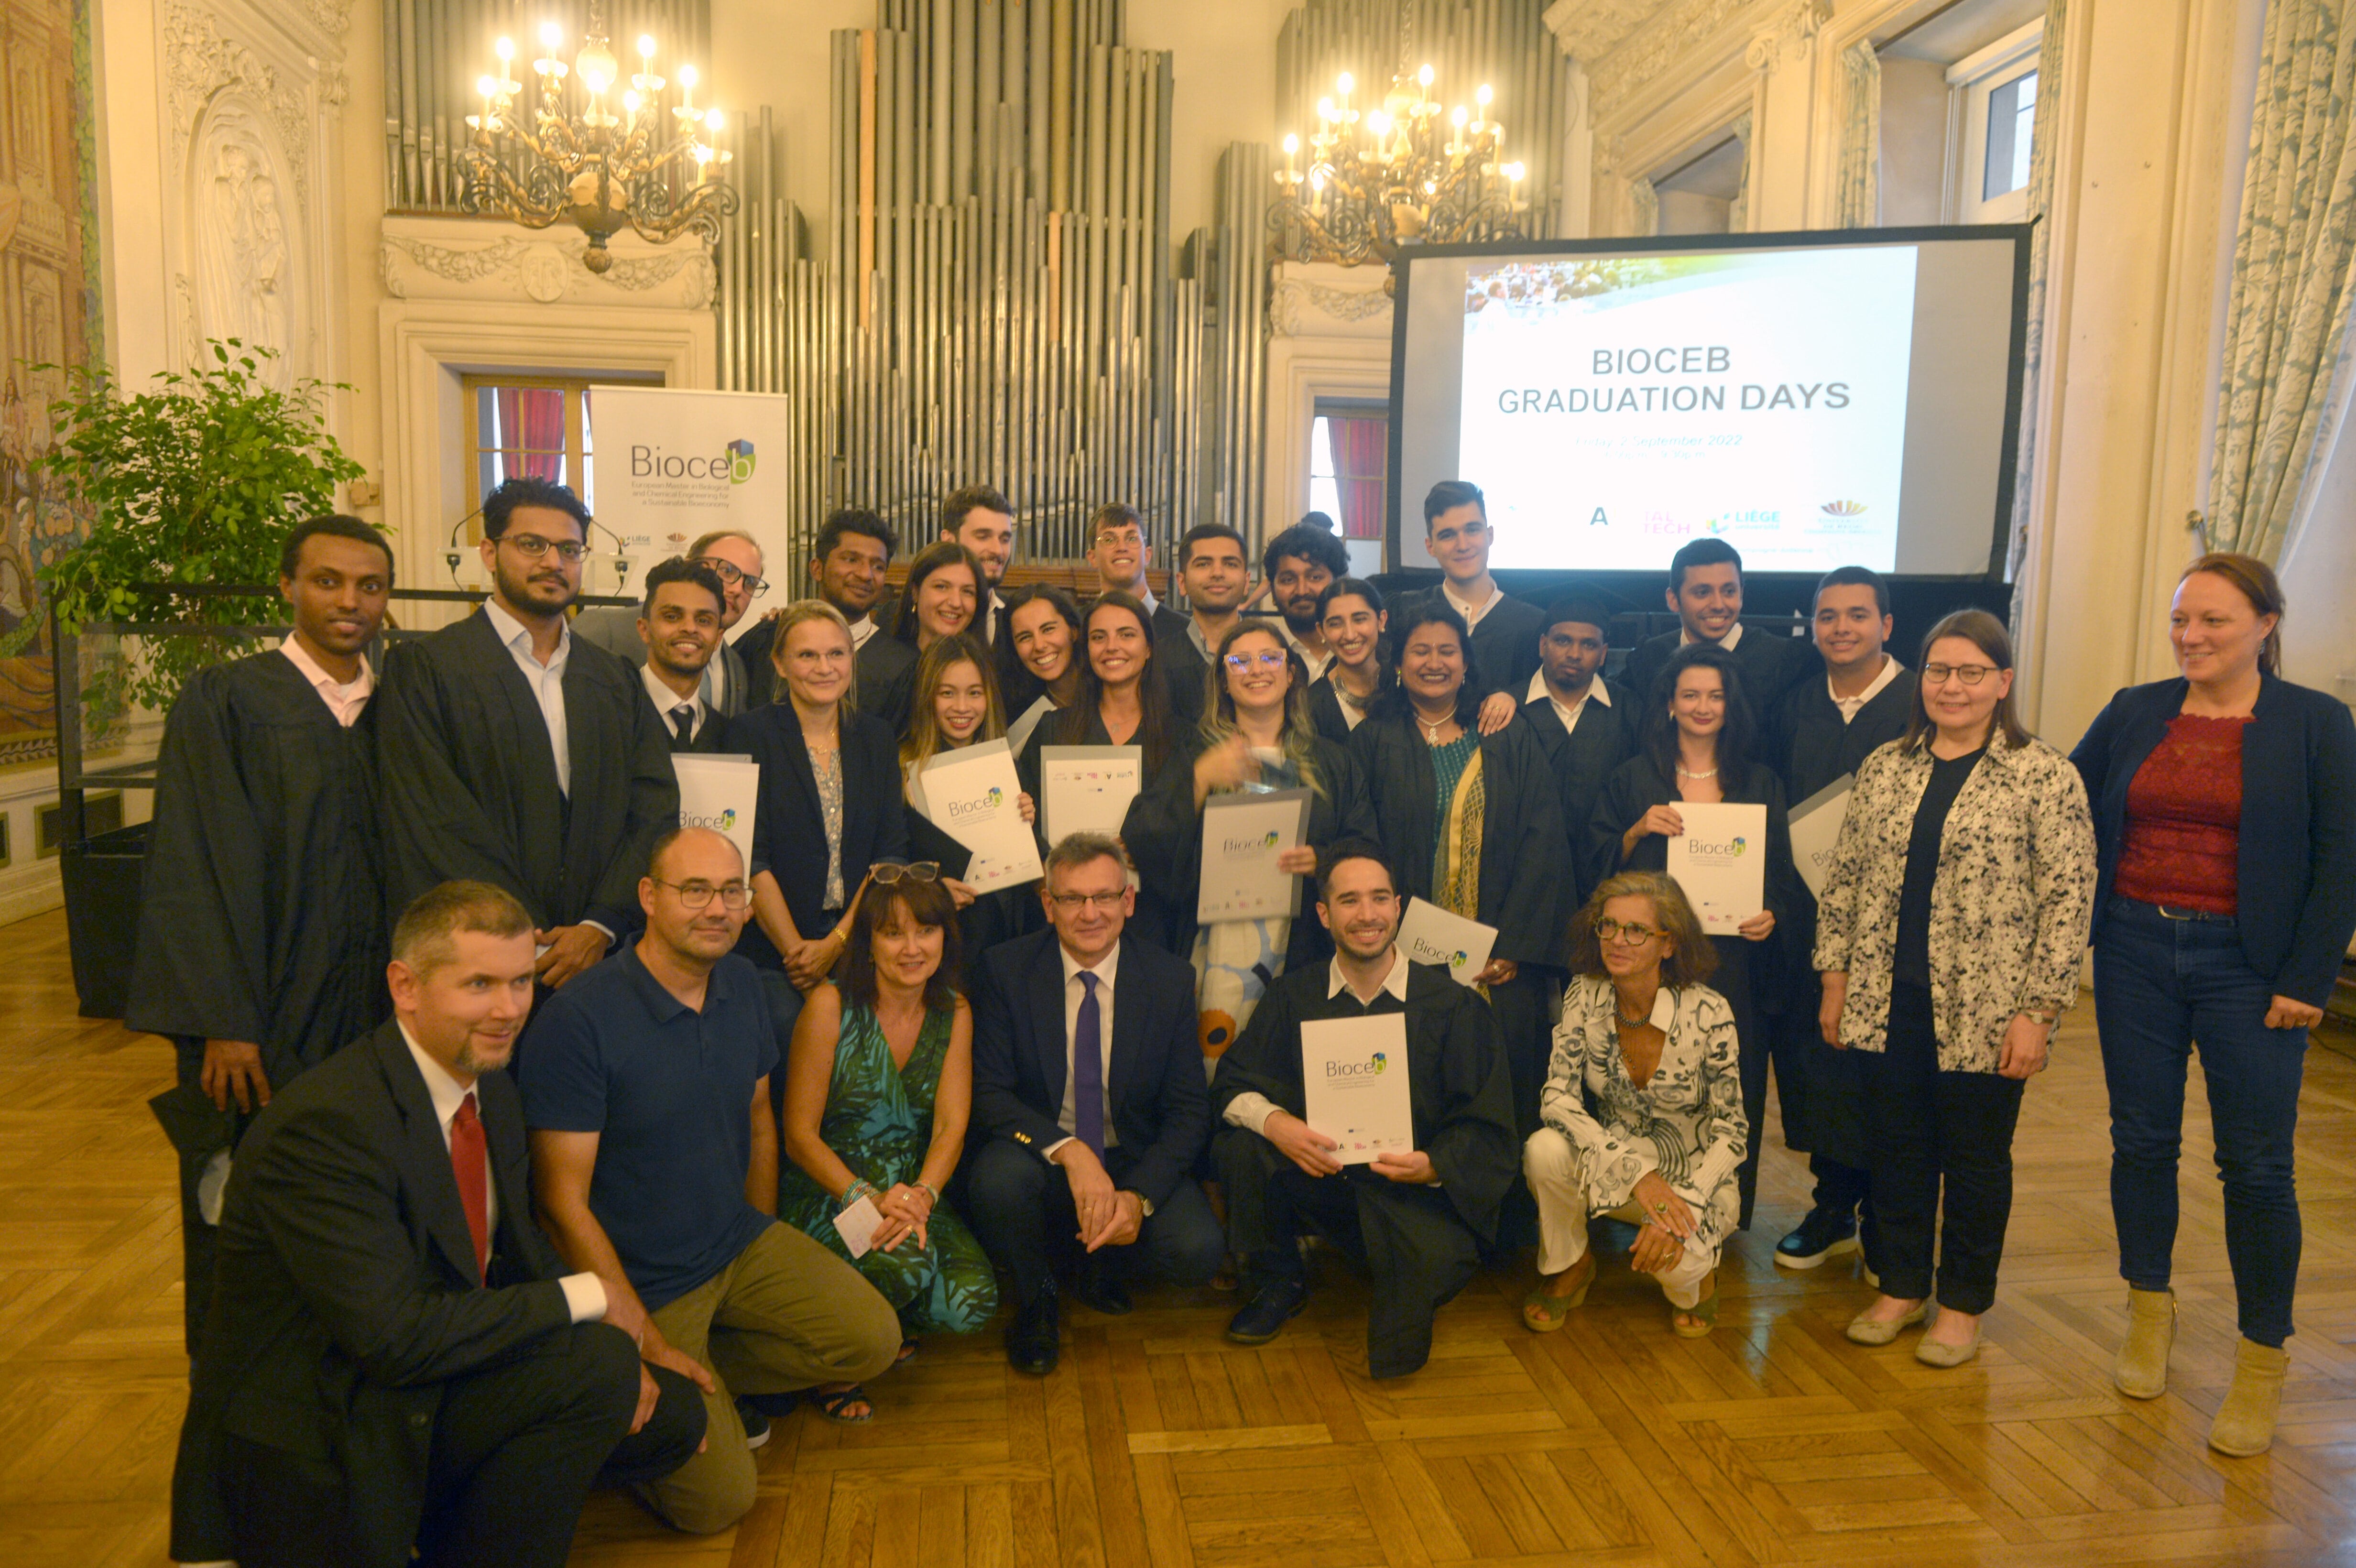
[1268,263,1394,341]
[1552,0,1760,121]
[1263,262,1392,561]
[1744,0,1833,73]
[379,217,718,311]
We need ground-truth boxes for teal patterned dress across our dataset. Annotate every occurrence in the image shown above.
[776,1001,999,1335]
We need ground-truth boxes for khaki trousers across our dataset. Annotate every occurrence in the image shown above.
[639,1220,901,1534]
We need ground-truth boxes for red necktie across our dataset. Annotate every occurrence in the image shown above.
[450,1092,491,1285]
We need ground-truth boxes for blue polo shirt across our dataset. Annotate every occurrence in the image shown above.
[520,946,779,1309]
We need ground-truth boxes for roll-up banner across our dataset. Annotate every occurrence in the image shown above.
[589,387,798,626]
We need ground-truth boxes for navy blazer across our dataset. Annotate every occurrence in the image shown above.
[723,703,908,961]
[969,928,1210,1208]
[2071,673,2356,1005]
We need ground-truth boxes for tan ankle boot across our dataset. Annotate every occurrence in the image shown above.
[2208,1339,2289,1457]
[2113,1287,2175,1399]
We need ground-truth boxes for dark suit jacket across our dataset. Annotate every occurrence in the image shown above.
[2071,673,2356,1005]
[723,703,909,961]
[378,611,678,935]
[858,632,919,733]
[171,1024,586,1568]
[1521,678,1640,910]
[1625,625,1810,718]
[1155,616,1215,726]
[970,929,1211,1208]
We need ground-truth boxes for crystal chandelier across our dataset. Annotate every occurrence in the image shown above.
[462,0,738,274]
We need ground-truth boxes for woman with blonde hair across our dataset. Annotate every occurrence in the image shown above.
[1522,871,1744,1338]
[1818,610,2095,1368]
[2072,553,2356,1454]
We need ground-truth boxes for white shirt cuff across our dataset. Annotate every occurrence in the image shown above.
[1042,1136,1074,1161]
[1224,1091,1281,1136]
[579,920,616,944]
[559,1272,609,1324]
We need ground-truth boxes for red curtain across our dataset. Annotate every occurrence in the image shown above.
[495,387,567,482]
[1327,414,1388,539]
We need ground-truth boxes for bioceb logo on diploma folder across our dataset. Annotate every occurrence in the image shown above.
[1300,1013,1414,1164]
[1665,801,1768,935]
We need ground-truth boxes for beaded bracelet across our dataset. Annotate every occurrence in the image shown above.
[841,1178,881,1209]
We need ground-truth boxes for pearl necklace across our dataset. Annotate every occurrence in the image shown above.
[1420,716,1455,744]
[1676,764,1718,779]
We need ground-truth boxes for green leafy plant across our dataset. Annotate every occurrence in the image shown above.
[25,340,367,727]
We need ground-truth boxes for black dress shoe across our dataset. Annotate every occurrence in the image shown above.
[1225,1280,1309,1346]
[1071,1264,1132,1316]
[1006,1286,1061,1376]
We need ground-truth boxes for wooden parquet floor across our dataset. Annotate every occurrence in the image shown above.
[0,906,2348,1568]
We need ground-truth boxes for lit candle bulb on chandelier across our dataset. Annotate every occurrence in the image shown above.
[1283,132,1299,177]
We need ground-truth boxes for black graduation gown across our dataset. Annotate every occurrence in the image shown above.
[1210,958,1516,1375]
[1348,709,1569,1135]
[1123,733,1378,975]
[1154,621,1216,727]
[1307,674,1384,745]
[901,748,1045,995]
[1520,678,1640,913]
[1587,753,1798,1224]
[1625,626,1812,719]
[1769,664,1919,1167]
[129,651,391,1352]
[1014,706,1193,955]
[378,612,679,937]
[858,631,919,733]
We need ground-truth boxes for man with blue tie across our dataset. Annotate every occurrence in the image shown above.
[965,833,1222,1375]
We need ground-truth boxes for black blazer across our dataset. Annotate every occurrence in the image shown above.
[2071,673,2356,1005]
[857,630,919,731]
[1521,679,1640,910]
[970,928,1211,1208]
[171,1024,583,1568]
[724,703,909,961]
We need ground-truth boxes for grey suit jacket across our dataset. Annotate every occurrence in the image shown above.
[572,605,750,719]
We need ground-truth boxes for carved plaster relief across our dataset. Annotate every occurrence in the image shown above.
[189,97,299,382]
[380,217,719,311]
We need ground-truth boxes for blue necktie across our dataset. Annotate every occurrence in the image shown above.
[1073,971,1104,1155]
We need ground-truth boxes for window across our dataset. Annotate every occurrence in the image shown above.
[1948,21,2044,224]
[462,373,658,524]
[1311,405,1387,576]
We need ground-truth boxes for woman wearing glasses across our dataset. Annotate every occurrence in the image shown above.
[1523,872,1745,1337]
[1307,578,1390,742]
[1017,591,1191,952]
[1350,603,1566,1137]
[1000,585,1087,753]
[727,600,910,1052]
[890,541,984,656]
[1816,610,2095,1366]
[2071,554,2356,1455]
[901,632,1040,982]
[776,863,997,1419]
[1586,643,1794,1230]
[1127,621,1375,1061]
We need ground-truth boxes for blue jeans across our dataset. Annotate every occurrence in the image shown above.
[2094,897,2310,1347]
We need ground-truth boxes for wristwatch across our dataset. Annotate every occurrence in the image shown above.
[1123,1189,1155,1218]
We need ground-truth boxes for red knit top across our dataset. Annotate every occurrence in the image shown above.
[2114,713,2250,914]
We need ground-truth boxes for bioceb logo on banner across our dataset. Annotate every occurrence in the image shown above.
[726,439,756,483]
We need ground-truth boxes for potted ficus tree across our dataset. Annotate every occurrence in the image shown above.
[23,339,365,1014]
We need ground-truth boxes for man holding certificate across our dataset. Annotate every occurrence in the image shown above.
[1210,842,1517,1378]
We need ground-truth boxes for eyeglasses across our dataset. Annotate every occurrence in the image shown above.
[1921,663,2000,686]
[1593,917,1666,945]
[695,557,769,597]
[870,861,940,885]
[1224,650,1288,672]
[651,878,751,910]
[1048,890,1126,912]
[502,534,587,563]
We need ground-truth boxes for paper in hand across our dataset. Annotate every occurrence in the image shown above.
[832,1196,884,1259]
[1396,898,1499,987]
[1787,774,1854,900]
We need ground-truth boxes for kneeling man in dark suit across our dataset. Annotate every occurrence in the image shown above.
[966,832,1223,1375]
[170,881,705,1568]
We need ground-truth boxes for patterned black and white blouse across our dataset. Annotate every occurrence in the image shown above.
[1538,977,1748,1250]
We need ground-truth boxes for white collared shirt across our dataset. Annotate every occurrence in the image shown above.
[1134,584,1160,617]
[1680,621,1745,652]
[483,599,572,795]
[1225,948,1410,1135]
[845,612,878,652]
[1441,577,1500,631]
[1274,618,1336,685]
[979,589,1003,644]
[279,637,373,728]
[1526,668,1612,738]
[394,1022,607,1323]
[642,664,706,743]
[1829,656,1902,725]
[1046,943,1121,1155]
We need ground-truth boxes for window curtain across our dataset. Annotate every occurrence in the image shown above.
[495,387,567,482]
[2206,0,2356,563]
[1327,414,1388,539]
[2006,6,2067,580]
[1834,43,1880,228]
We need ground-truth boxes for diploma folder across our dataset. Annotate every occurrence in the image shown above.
[1787,774,1854,901]
[1299,1013,1415,1165]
